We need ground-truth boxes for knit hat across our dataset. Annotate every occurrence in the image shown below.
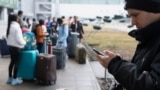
[124,0,160,13]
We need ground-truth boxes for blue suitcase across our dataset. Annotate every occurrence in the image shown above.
[0,38,10,57]
[17,50,39,80]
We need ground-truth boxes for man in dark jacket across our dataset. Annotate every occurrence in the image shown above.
[96,0,160,90]
[70,16,84,42]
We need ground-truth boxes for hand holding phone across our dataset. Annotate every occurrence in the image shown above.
[92,48,105,56]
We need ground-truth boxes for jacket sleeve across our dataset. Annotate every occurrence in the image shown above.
[80,22,84,34]
[108,56,159,90]
[16,27,26,47]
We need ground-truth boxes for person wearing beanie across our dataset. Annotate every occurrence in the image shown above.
[96,0,160,90]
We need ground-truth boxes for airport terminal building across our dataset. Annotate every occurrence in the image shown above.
[0,0,125,37]
[0,0,125,22]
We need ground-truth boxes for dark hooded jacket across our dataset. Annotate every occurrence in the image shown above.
[108,20,160,90]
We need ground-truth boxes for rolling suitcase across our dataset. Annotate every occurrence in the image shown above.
[67,32,79,58]
[75,43,87,64]
[0,38,10,57]
[36,53,57,85]
[53,46,66,69]
[17,50,39,80]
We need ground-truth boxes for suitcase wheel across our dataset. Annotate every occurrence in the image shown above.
[37,80,56,85]
[48,81,52,85]
[53,80,56,84]
[36,80,41,84]
[48,81,56,85]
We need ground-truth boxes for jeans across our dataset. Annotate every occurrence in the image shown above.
[37,42,44,53]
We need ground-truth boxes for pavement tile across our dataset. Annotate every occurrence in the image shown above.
[0,56,101,90]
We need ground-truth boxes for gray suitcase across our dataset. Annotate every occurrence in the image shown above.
[67,32,79,58]
[53,46,66,69]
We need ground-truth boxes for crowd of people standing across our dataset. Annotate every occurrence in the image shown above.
[5,10,84,86]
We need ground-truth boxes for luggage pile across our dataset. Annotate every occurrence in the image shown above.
[17,32,39,80]
[67,32,87,64]
[4,29,87,85]
[18,33,58,85]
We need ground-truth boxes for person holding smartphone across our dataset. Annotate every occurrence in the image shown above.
[96,0,160,90]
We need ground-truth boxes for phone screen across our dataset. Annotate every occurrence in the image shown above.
[92,48,105,56]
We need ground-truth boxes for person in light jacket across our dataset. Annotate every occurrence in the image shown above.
[56,18,69,69]
[56,18,69,48]
[6,14,26,86]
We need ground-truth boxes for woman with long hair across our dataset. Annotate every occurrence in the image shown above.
[6,14,26,85]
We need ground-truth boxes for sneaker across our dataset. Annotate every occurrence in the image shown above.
[6,77,13,84]
[11,78,23,85]
[17,78,23,84]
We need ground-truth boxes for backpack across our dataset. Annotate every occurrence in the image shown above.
[22,32,37,50]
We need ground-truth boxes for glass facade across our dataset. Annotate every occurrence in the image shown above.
[59,0,121,4]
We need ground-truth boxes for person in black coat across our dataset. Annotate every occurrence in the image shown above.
[70,16,84,42]
[96,0,160,90]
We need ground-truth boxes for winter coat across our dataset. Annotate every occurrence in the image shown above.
[108,20,160,90]
[70,21,84,39]
[6,21,26,48]
[56,24,69,48]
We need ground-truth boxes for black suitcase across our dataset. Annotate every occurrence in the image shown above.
[0,38,10,57]
[36,54,57,85]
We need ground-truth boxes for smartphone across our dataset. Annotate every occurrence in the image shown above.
[92,48,105,56]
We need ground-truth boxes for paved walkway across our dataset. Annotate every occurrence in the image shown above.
[89,61,114,79]
[0,56,101,90]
